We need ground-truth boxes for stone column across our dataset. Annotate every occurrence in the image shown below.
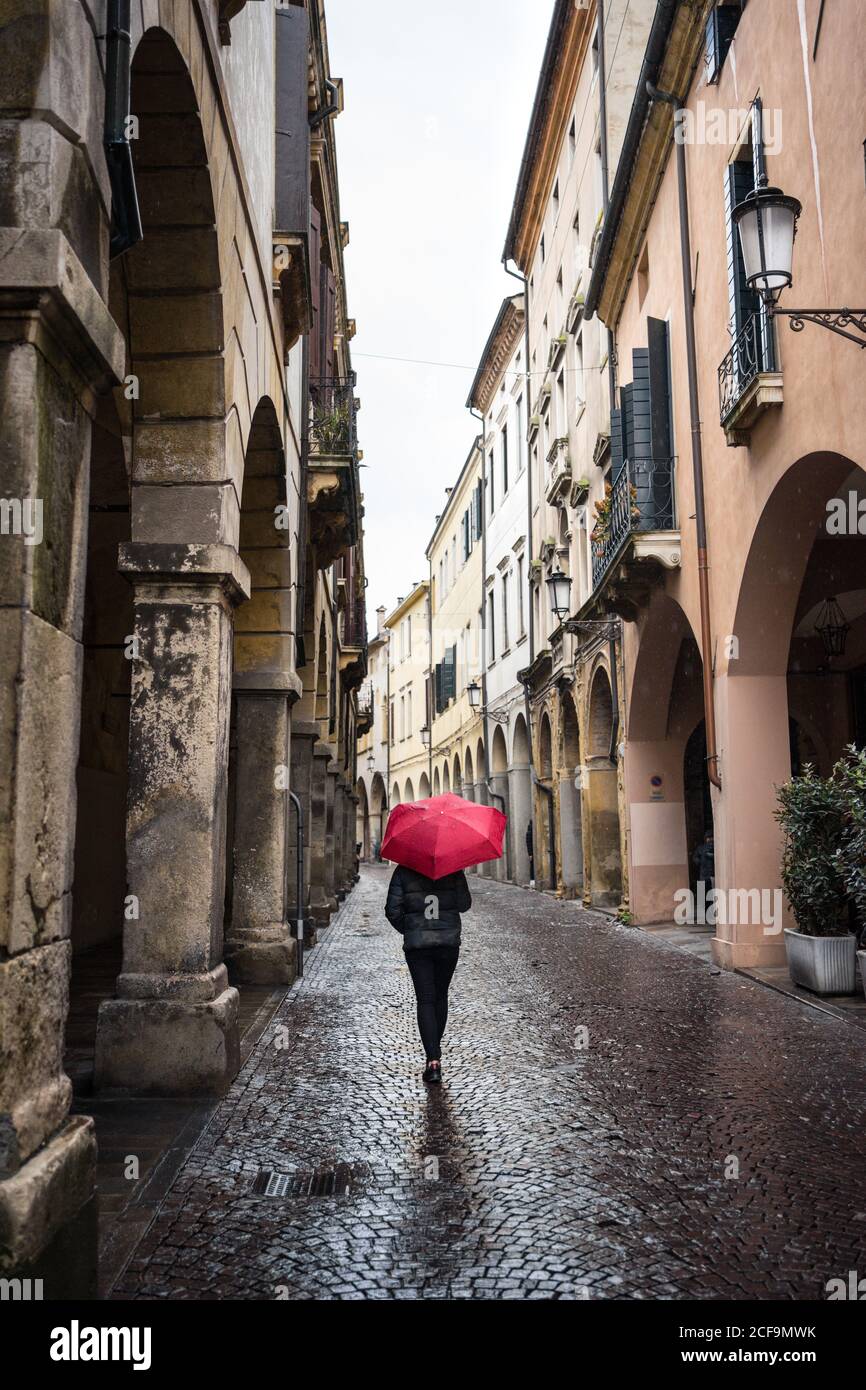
[309,740,333,929]
[287,720,318,948]
[558,771,584,896]
[349,791,361,882]
[585,753,621,909]
[507,760,533,885]
[333,780,347,900]
[325,760,340,910]
[0,231,124,1268]
[224,675,302,984]
[489,774,510,881]
[94,543,249,1094]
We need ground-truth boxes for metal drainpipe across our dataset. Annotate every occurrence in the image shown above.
[469,411,505,822]
[104,0,142,258]
[646,81,721,789]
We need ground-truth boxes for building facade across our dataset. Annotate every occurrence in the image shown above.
[384,582,431,808]
[582,0,866,963]
[426,445,485,819]
[467,295,533,884]
[0,0,365,1272]
[355,605,389,859]
[503,0,656,906]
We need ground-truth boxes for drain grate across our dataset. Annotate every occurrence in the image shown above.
[252,1162,368,1198]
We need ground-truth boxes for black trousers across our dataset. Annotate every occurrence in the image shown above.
[405,945,460,1061]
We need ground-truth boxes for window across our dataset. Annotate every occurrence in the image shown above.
[540,233,545,264]
[487,591,496,664]
[637,243,649,307]
[407,689,413,737]
[488,451,495,514]
[389,698,395,746]
[568,115,576,163]
[574,332,584,409]
[724,103,775,393]
[516,396,524,473]
[501,574,509,652]
[502,423,509,494]
[406,615,412,656]
[591,27,599,77]
[705,4,744,84]
[443,551,448,594]
[552,179,560,221]
[556,370,566,435]
[517,555,525,637]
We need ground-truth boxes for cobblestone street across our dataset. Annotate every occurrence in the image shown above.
[112,866,866,1301]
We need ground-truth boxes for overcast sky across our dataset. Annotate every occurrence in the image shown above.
[326,0,551,620]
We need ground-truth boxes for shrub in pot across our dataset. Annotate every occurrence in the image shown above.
[774,764,857,995]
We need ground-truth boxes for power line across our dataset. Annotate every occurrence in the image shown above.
[354,349,606,377]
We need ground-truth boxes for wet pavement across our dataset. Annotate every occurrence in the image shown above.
[112,865,866,1300]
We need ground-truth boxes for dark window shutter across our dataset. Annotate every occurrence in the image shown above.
[434,661,442,715]
[620,382,635,468]
[275,4,311,236]
[309,205,322,380]
[609,408,626,479]
[647,318,672,460]
[705,5,742,84]
[630,347,651,462]
[322,265,336,378]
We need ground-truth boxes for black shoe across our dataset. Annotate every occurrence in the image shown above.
[422,1061,442,1084]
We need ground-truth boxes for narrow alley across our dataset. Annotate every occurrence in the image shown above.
[113,867,866,1301]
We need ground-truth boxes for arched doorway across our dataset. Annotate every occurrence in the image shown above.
[559,692,583,895]
[586,667,622,908]
[463,746,475,802]
[442,761,451,793]
[356,778,370,859]
[625,593,704,923]
[536,711,556,889]
[370,773,387,858]
[433,766,441,796]
[404,778,415,804]
[418,771,431,800]
[453,753,463,796]
[718,452,866,966]
[509,714,533,885]
[489,725,509,880]
[683,721,712,896]
[225,396,295,983]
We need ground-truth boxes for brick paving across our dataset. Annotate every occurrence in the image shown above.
[113,865,866,1300]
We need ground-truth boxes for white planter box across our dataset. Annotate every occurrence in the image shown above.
[784,929,857,996]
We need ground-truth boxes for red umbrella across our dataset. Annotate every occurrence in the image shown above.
[381,792,506,879]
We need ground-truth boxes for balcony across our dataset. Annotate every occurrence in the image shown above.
[718,312,782,446]
[545,437,571,505]
[308,376,358,458]
[591,458,680,617]
[356,677,374,735]
[306,376,361,566]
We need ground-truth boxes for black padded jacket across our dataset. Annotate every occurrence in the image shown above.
[384,865,472,951]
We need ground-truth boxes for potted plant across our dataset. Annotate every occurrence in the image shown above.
[590,481,639,557]
[774,764,857,995]
[833,744,866,995]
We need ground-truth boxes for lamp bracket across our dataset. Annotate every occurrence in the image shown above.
[563,617,622,642]
[771,307,866,349]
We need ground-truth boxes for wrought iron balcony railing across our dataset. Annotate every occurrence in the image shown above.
[591,457,676,590]
[308,375,358,458]
[341,594,367,649]
[718,311,776,423]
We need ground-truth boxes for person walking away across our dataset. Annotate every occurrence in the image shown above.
[385,864,471,1084]
[525,821,534,886]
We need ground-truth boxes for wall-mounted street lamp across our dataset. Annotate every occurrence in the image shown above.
[420,724,430,747]
[546,567,573,623]
[366,751,375,773]
[733,180,866,348]
[466,680,481,711]
[814,596,850,658]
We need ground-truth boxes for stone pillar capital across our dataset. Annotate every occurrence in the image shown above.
[232,670,304,701]
[118,542,251,607]
[0,228,125,409]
